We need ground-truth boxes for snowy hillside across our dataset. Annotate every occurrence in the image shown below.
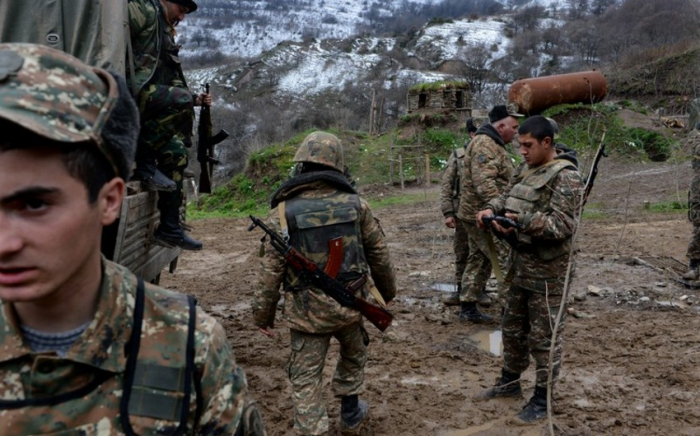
[179,0,443,59]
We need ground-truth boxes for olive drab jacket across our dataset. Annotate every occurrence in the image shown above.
[440,147,465,219]
[0,0,127,72]
[458,124,514,223]
[487,157,583,295]
[254,171,397,334]
[128,0,187,96]
[0,259,264,435]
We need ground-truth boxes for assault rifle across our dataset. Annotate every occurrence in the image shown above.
[482,215,522,248]
[582,130,607,208]
[248,215,394,332]
[197,83,229,194]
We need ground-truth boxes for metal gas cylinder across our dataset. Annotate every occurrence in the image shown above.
[507,70,607,115]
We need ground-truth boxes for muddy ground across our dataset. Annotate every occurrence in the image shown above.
[163,155,700,436]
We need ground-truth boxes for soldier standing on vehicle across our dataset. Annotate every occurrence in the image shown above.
[0,43,265,435]
[253,132,397,436]
[475,115,583,424]
[683,123,700,280]
[440,118,477,306]
[128,0,209,250]
[456,105,522,323]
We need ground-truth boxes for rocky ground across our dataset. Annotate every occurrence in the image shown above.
[163,153,700,436]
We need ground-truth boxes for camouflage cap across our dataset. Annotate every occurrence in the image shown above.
[293,131,344,172]
[0,43,127,177]
[168,0,198,13]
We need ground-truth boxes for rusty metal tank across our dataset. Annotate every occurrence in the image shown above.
[507,70,607,115]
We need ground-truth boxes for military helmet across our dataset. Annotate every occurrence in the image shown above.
[293,131,344,172]
[545,117,560,139]
[0,43,138,179]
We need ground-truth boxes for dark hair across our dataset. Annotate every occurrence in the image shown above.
[518,115,554,142]
[0,123,115,204]
[466,118,477,133]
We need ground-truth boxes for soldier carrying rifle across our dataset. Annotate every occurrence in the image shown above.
[252,132,397,436]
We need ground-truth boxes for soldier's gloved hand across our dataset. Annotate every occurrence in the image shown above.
[496,212,519,234]
[444,216,456,229]
[476,209,493,230]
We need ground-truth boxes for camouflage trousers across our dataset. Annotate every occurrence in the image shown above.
[288,324,368,435]
[687,202,700,260]
[460,222,511,306]
[453,217,470,284]
[686,224,700,261]
[502,285,567,389]
[137,83,194,156]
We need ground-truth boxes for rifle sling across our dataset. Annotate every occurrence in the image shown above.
[369,286,388,309]
[278,201,290,241]
[485,232,505,283]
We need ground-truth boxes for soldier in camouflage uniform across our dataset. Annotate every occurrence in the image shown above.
[440,118,476,305]
[0,43,264,435]
[128,0,208,250]
[253,132,397,436]
[475,116,583,424]
[683,125,700,280]
[456,105,522,323]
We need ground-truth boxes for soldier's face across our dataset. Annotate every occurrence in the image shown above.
[519,133,553,167]
[0,146,123,308]
[162,1,189,26]
[497,116,520,144]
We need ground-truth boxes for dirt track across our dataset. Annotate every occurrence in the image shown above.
[163,156,700,436]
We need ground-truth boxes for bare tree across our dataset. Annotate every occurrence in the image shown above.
[457,43,493,95]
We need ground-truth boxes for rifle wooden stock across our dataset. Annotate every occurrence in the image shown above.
[248,215,394,332]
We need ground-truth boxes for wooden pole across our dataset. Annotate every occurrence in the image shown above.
[399,154,404,191]
[369,90,377,135]
[425,154,430,187]
[389,137,394,186]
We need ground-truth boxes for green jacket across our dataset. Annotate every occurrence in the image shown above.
[127,0,187,96]
[0,0,127,71]
[0,259,262,435]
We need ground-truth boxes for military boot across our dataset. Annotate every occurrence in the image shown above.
[513,386,548,425]
[133,160,176,192]
[340,395,370,435]
[682,259,700,280]
[154,203,203,251]
[478,290,493,307]
[442,283,461,306]
[459,302,494,324]
[474,369,522,401]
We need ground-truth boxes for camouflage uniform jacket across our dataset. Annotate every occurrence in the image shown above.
[487,157,583,294]
[127,0,187,96]
[688,130,700,208]
[0,259,259,435]
[254,172,397,334]
[440,147,466,218]
[457,125,514,223]
[0,0,127,72]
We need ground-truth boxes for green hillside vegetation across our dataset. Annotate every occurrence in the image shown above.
[190,103,682,219]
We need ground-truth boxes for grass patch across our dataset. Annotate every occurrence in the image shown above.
[542,103,679,162]
[408,80,467,92]
[582,209,609,220]
[367,191,437,209]
[647,200,688,213]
